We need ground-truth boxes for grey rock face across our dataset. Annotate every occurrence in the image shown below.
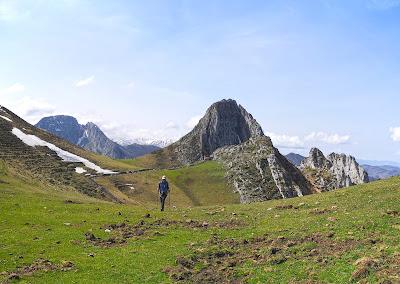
[213,136,312,203]
[300,148,369,191]
[285,153,306,166]
[302,148,332,169]
[36,115,84,144]
[328,153,369,188]
[77,122,129,159]
[169,99,264,165]
[36,116,159,159]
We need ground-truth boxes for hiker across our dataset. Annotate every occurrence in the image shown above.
[158,176,169,211]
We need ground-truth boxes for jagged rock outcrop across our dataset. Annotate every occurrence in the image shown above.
[328,152,369,188]
[302,148,332,169]
[300,148,369,191]
[36,116,159,159]
[213,136,312,203]
[167,99,264,165]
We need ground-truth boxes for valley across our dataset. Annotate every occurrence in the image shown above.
[0,100,399,283]
[2,2,399,283]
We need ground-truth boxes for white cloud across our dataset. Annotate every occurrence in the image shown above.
[186,115,202,129]
[166,121,179,129]
[77,116,181,146]
[305,132,350,145]
[0,96,55,123]
[75,76,95,87]
[390,127,400,142]
[266,132,304,149]
[265,131,351,149]
[16,97,55,121]
[0,83,26,94]
[98,122,180,146]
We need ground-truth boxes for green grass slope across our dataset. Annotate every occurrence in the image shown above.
[118,146,181,170]
[96,161,240,206]
[1,162,400,283]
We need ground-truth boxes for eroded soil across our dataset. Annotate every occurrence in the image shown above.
[84,217,246,248]
[165,232,367,283]
[1,259,74,283]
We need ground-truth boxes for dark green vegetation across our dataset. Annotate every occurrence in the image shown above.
[1,158,400,283]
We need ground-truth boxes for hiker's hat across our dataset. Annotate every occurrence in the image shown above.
[162,175,166,180]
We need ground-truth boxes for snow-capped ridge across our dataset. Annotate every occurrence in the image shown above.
[116,137,176,148]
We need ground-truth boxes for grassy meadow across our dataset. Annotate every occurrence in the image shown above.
[1,160,400,283]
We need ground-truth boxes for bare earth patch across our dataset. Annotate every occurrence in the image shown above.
[83,218,247,248]
[165,232,362,283]
[1,259,74,282]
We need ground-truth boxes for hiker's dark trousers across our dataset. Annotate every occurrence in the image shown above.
[160,192,168,211]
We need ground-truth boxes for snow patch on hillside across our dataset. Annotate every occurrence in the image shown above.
[0,115,12,122]
[11,127,117,175]
[75,167,87,174]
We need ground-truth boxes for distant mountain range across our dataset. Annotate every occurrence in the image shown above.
[36,116,159,159]
[285,152,400,181]
[356,159,400,168]
[0,99,389,205]
[285,153,305,166]
[361,164,400,181]
[115,137,175,148]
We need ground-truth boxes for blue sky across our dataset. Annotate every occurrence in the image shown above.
[1,0,400,161]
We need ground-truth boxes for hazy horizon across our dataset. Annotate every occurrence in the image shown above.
[1,0,400,162]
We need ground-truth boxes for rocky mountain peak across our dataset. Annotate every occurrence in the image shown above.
[36,115,84,144]
[300,147,369,192]
[85,122,99,129]
[168,99,264,165]
[303,147,332,169]
[36,116,159,159]
[82,122,105,139]
[327,152,369,187]
[201,99,264,137]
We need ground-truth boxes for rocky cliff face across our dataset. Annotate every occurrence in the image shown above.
[300,148,369,191]
[213,136,312,203]
[36,115,84,144]
[77,122,129,159]
[168,99,264,165]
[328,152,369,188]
[36,116,159,159]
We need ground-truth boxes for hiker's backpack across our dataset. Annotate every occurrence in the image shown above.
[159,181,169,194]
